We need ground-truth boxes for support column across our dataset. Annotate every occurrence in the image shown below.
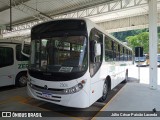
[149,0,158,89]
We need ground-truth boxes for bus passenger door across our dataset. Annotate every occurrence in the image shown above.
[0,47,14,87]
[89,28,103,104]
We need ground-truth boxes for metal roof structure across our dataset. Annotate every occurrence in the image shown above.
[0,0,160,36]
[0,0,111,26]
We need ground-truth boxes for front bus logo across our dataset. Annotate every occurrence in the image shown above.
[18,64,28,69]
[2,112,11,117]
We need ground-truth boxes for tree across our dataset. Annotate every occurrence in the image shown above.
[112,28,149,41]
[126,32,149,53]
[112,29,160,53]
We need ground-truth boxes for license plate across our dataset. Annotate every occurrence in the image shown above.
[42,93,52,99]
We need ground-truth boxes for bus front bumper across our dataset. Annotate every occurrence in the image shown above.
[27,83,90,108]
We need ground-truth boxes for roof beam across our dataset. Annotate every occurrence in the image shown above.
[0,0,30,12]
[53,0,148,19]
[1,0,159,34]
[12,1,52,21]
[97,13,160,33]
[0,0,52,23]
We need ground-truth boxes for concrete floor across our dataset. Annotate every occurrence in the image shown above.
[93,65,160,120]
[0,81,124,120]
[0,86,80,120]
[93,82,160,120]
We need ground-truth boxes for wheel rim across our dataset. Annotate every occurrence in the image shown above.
[19,76,27,85]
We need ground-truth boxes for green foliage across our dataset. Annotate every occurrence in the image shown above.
[112,28,160,53]
[111,28,148,41]
[126,32,149,53]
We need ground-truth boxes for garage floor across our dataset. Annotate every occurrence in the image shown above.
[94,82,160,120]
[0,82,125,120]
[93,66,160,120]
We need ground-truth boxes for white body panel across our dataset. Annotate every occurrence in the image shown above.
[0,65,15,86]
[0,41,29,87]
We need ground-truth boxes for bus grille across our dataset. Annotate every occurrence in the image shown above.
[30,84,65,95]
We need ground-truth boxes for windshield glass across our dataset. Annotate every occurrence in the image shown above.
[29,36,87,73]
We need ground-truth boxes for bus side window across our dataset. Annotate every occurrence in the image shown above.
[124,48,126,61]
[116,43,120,61]
[126,49,128,61]
[120,46,123,61]
[16,44,30,61]
[0,47,14,67]
[112,41,116,61]
[105,36,113,61]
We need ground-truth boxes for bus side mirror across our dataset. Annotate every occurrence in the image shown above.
[90,40,101,63]
[21,41,30,58]
[95,43,101,56]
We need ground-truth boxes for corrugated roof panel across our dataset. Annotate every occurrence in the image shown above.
[0,0,111,25]
[0,0,152,30]
[0,7,32,24]
[24,0,91,13]
[0,1,8,12]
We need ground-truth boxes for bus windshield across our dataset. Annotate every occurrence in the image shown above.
[29,36,87,73]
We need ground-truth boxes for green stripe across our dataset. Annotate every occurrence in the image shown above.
[120,64,127,66]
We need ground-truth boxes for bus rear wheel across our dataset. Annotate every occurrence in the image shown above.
[98,81,108,102]
[16,72,28,87]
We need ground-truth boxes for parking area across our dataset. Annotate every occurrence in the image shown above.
[0,81,126,120]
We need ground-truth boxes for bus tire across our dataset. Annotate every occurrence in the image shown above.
[16,72,28,87]
[98,81,108,102]
[122,70,128,83]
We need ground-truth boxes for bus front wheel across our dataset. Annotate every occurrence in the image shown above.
[16,72,28,87]
[98,81,108,102]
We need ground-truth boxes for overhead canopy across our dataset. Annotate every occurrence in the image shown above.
[0,0,160,34]
[0,0,111,25]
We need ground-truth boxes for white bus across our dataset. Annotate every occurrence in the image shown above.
[26,18,133,108]
[0,39,30,87]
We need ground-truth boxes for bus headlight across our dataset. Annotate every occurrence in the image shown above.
[78,83,83,89]
[63,80,85,94]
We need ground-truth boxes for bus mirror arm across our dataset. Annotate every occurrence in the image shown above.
[21,41,30,58]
